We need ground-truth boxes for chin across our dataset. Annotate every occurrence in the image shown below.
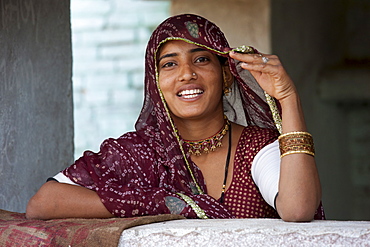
[170,110,203,120]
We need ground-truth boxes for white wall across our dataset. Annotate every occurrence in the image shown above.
[71,0,170,158]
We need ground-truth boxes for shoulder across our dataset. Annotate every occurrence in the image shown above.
[79,131,153,162]
[243,125,279,143]
[100,131,149,151]
[237,125,279,154]
[67,131,156,182]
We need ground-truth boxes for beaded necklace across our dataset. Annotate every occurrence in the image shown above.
[183,118,230,156]
[183,118,232,203]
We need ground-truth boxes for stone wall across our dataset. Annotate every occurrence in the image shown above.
[0,0,73,212]
[71,0,170,158]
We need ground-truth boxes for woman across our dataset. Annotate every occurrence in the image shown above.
[26,14,324,221]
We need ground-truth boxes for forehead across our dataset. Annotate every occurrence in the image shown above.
[158,40,211,56]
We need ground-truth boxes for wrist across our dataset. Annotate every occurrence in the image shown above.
[278,92,300,108]
[278,93,308,133]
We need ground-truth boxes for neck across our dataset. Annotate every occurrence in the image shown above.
[173,114,225,141]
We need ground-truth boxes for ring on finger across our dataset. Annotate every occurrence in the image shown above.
[262,56,269,64]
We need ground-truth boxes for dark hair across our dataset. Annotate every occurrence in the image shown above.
[217,55,228,65]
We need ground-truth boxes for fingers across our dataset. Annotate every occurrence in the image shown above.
[229,51,282,75]
[261,55,270,64]
[229,50,296,101]
[254,54,278,66]
[230,51,280,66]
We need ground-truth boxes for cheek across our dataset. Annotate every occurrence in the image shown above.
[158,77,173,99]
[158,70,177,88]
[209,71,223,90]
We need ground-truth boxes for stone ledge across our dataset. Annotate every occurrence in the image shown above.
[119,218,370,246]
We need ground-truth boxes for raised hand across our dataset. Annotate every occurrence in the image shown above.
[229,51,297,103]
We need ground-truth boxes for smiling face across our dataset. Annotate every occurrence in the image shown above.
[157,40,229,123]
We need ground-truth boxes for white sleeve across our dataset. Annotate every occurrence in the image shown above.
[53,172,80,186]
[251,140,280,209]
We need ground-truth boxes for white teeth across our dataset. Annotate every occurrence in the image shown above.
[183,94,197,99]
[178,89,203,98]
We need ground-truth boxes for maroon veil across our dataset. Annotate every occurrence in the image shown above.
[63,14,324,220]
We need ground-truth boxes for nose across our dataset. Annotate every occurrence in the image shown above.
[178,64,197,82]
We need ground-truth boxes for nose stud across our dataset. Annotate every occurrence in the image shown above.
[192,72,196,76]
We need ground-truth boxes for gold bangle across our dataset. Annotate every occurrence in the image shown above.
[278,131,315,158]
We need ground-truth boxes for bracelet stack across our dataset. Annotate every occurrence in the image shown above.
[278,131,315,158]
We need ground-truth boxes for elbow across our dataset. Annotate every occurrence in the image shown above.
[26,196,40,219]
[276,191,321,222]
[279,208,315,222]
[26,186,56,220]
[277,197,320,222]
[26,195,48,220]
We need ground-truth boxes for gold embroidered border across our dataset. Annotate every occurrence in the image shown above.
[264,92,282,134]
[176,193,208,219]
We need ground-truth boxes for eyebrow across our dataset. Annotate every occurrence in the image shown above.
[158,47,208,63]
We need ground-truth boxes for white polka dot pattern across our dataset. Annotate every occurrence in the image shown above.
[223,126,280,218]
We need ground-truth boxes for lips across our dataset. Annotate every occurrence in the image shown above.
[177,89,204,99]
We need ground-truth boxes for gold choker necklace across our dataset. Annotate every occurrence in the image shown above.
[183,118,230,156]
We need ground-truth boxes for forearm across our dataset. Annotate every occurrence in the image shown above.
[97,184,232,219]
[276,93,322,221]
[228,50,321,220]
[26,180,231,220]
[26,181,113,220]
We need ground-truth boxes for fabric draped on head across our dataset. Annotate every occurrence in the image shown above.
[63,14,283,219]
[136,14,281,193]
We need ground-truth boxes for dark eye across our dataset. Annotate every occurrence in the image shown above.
[161,61,176,68]
[195,56,209,63]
